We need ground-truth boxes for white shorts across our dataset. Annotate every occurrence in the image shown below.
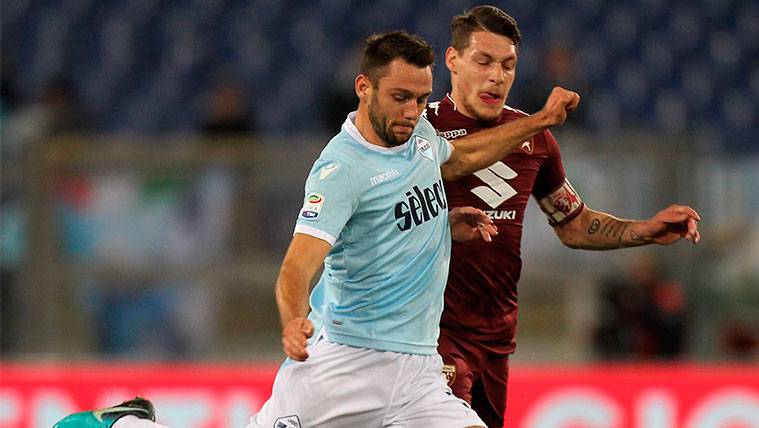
[247,332,485,428]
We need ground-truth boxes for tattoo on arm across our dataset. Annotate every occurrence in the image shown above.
[617,225,629,242]
[590,218,631,242]
[600,219,614,236]
[587,219,601,234]
[630,230,647,242]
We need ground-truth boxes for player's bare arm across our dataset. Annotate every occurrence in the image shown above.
[553,205,701,250]
[275,233,331,361]
[449,206,498,243]
[441,86,579,181]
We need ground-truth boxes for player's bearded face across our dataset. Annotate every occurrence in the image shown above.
[362,60,432,147]
[451,31,517,122]
[368,90,413,147]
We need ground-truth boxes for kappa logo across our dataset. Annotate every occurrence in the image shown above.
[415,136,433,161]
[274,415,301,428]
[300,192,324,219]
[439,128,468,140]
[520,140,533,154]
[427,101,441,116]
[319,163,339,180]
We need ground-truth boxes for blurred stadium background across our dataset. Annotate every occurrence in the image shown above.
[1,0,758,427]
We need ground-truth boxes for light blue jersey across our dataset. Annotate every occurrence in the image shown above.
[293,112,453,355]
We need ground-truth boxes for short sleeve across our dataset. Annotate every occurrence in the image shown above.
[532,130,567,199]
[418,116,452,166]
[436,135,453,166]
[294,158,357,246]
[532,130,584,225]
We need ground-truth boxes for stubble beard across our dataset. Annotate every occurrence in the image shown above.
[369,95,407,147]
[461,96,503,123]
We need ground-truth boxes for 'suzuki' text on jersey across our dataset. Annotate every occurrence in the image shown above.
[425,95,584,352]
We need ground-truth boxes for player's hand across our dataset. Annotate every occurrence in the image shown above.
[641,205,701,245]
[449,206,498,243]
[536,86,580,127]
[282,317,314,361]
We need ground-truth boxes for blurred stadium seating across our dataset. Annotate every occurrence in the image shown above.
[1,0,757,151]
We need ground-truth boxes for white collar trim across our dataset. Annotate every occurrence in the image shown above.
[446,93,458,111]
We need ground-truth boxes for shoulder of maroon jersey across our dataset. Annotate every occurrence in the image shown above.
[425,96,454,118]
[500,105,556,156]
[500,104,529,121]
[424,96,458,130]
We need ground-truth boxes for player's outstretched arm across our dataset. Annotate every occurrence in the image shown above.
[449,206,498,243]
[275,233,331,361]
[441,86,580,181]
[553,205,701,250]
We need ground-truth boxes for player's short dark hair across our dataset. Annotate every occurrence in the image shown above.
[360,31,435,84]
[450,5,521,52]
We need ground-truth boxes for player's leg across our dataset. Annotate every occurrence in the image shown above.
[470,353,509,428]
[53,397,163,428]
[437,328,477,404]
[247,334,388,428]
[385,353,485,427]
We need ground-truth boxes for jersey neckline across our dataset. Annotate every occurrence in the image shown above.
[343,112,410,153]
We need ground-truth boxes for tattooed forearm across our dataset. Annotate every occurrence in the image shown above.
[600,219,614,236]
[630,230,647,242]
[602,219,626,238]
[587,218,601,234]
[616,224,629,242]
[588,217,631,243]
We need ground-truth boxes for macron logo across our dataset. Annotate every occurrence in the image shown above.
[319,163,339,180]
[370,169,401,186]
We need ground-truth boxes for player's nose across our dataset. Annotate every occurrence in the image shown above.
[402,101,419,121]
[489,64,505,84]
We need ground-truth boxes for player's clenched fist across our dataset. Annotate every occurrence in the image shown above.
[537,86,580,127]
[641,204,701,245]
[282,317,314,361]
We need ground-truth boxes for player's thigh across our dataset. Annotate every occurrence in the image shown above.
[388,354,485,428]
[248,340,387,428]
[438,330,477,403]
[471,354,510,428]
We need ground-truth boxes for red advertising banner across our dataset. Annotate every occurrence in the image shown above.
[506,364,759,428]
[1,363,758,428]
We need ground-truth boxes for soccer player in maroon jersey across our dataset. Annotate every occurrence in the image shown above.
[426,6,702,428]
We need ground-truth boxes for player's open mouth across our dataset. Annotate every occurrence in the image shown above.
[479,92,502,105]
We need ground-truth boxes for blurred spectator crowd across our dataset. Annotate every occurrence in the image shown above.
[1,0,757,151]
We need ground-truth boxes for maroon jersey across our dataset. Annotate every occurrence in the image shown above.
[425,95,583,354]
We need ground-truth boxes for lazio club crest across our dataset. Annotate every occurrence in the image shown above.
[415,136,433,161]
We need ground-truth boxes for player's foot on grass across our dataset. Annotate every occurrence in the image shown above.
[53,396,155,428]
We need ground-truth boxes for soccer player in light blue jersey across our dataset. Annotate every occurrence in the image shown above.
[54,31,578,428]
[253,31,577,428]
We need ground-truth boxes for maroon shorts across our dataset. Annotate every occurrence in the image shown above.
[438,328,510,428]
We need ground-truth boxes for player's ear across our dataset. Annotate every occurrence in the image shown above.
[445,47,458,74]
[355,74,371,101]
